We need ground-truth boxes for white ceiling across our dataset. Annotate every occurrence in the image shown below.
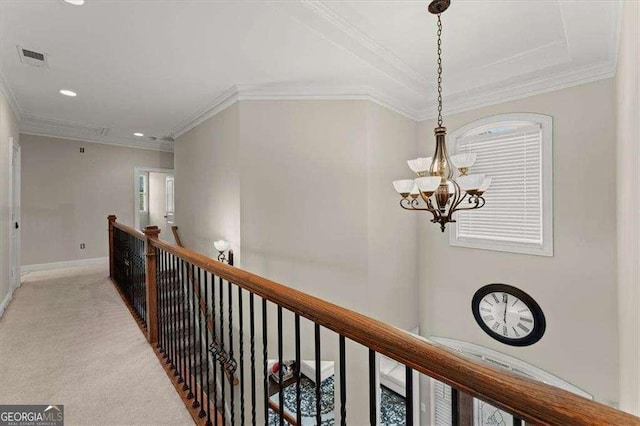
[0,0,622,151]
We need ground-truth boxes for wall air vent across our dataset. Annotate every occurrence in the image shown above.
[17,46,49,68]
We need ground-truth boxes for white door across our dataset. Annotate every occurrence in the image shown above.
[165,175,175,225]
[9,139,21,289]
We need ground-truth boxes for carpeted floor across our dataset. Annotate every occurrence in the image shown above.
[0,264,193,426]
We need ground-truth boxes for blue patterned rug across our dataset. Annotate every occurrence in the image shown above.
[268,377,407,425]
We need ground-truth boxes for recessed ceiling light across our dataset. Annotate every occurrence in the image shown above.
[64,0,85,5]
[134,133,144,137]
[59,89,77,97]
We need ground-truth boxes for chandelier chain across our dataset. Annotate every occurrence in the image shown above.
[436,13,443,127]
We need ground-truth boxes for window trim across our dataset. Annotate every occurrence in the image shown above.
[138,173,148,213]
[448,113,554,256]
[428,337,591,426]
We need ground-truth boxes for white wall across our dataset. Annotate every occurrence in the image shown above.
[175,99,418,423]
[616,0,640,415]
[175,103,240,258]
[20,134,173,266]
[418,79,618,406]
[0,90,19,311]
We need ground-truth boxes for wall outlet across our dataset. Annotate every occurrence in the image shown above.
[80,243,85,249]
[421,402,426,412]
[80,147,85,153]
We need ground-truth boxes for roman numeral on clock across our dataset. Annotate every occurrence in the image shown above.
[517,323,530,333]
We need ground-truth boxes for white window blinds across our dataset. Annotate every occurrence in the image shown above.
[455,124,543,247]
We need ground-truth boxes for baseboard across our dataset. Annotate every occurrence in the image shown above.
[0,288,15,319]
[21,257,108,273]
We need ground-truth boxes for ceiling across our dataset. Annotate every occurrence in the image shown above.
[0,0,622,151]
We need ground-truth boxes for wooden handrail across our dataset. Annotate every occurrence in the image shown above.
[110,217,638,425]
[171,225,183,247]
[113,221,146,239]
[146,236,639,425]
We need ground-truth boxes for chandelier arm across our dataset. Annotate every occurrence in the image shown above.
[451,196,486,213]
[417,191,441,220]
[445,179,463,220]
[426,198,441,221]
[449,183,468,213]
[399,198,432,212]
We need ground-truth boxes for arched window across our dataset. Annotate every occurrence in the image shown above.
[449,113,553,256]
[429,337,591,426]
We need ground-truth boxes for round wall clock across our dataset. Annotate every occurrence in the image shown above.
[472,284,545,347]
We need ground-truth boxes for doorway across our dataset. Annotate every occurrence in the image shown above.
[134,167,175,244]
[9,137,21,290]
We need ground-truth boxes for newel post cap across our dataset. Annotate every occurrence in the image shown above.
[108,214,117,223]
[144,225,161,239]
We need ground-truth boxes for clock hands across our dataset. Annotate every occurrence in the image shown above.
[503,294,508,324]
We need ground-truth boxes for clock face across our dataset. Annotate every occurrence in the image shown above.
[472,284,545,346]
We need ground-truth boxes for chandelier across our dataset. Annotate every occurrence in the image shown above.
[393,0,491,232]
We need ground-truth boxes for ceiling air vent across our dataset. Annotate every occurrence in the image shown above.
[17,46,49,68]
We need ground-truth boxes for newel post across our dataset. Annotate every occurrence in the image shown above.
[144,225,161,345]
[107,215,117,278]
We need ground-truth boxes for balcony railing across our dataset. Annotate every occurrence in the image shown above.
[108,215,640,426]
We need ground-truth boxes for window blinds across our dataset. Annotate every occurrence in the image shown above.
[455,124,543,246]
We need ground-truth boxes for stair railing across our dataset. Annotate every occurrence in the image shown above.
[172,225,239,386]
[108,215,640,426]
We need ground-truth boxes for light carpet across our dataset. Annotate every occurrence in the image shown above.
[0,264,193,426]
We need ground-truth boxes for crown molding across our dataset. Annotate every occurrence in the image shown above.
[170,86,240,138]
[274,0,429,94]
[416,60,616,121]
[20,114,173,152]
[0,69,22,118]
[235,84,421,119]
[171,84,422,138]
[21,113,109,137]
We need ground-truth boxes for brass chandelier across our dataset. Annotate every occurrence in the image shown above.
[393,0,491,232]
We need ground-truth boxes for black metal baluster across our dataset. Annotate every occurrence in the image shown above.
[180,259,191,391]
[163,250,169,359]
[135,236,139,319]
[513,417,523,426]
[277,306,284,426]
[191,264,199,408]
[129,235,135,316]
[138,237,142,320]
[451,387,460,426]
[185,259,193,398]
[204,271,212,426]
[127,234,132,314]
[197,267,205,417]
[176,257,184,383]
[168,253,176,372]
[219,275,226,422]
[238,286,245,426]
[405,367,414,426]
[160,249,167,357]
[166,251,171,364]
[369,349,377,426]
[295,315,301,426]
[141,238,146,324]
[211,273,219,426]
[315,324,321,426]
[339,335,346,426]
[228,279,235,424]
[250,293,256,426]
[131,236,138,323]
[262,298,268,424]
